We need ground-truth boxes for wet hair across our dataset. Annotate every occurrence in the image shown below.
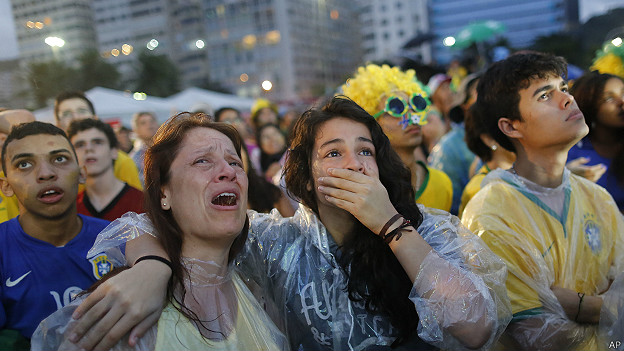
[471,51,567,153]
[449,74,481,124]
[143,112,249,331]
[54,91,95,123]
[284,96,423,341]
[67,118,120,149]
[571,71,624,184]
[2,121,77,174]
[214,107,240,122]
[464,108,493,162]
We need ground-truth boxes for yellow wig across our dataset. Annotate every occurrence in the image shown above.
[341,64,429,116]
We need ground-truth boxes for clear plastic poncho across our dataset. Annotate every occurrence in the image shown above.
[462,168,624,350]
[31,212,290,351]
[237,204,510,350]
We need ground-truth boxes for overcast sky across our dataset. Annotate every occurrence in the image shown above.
[0,0,622,61]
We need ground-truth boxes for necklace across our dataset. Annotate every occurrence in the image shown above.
[510,162,518,175]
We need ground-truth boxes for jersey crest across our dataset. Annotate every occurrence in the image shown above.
[583,213,602,254]
[89,253,113,279]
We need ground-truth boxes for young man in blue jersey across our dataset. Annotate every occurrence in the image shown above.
[0,122,112,348]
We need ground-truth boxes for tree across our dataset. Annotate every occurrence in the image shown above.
[76,49,121,91]
[27,60,77,108]
[134,51,181,97]
[531,33,584,67]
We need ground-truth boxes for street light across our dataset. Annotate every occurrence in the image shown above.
[443,36,455,47]
[604,26,624,44]
[45,36,65,47]
[45,36,65,60]
[262,80,272,91]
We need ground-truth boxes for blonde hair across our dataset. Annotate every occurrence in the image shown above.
[341,64,429,116]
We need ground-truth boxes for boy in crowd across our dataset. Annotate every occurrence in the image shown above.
[0,122,112,348]
[54,91,142,190]
[462,52,624,350]
[68,119,143,221]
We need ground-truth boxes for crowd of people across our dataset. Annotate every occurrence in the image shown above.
[0,50,623,351]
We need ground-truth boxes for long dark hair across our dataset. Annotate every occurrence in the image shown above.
[284,96,424,340]
[143,112,249,328]
[571,72,624,184]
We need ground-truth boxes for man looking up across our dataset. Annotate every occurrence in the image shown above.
[129,111,158,185]
[54,91,142,190]
[462,52,624,350]
[68,119,144,221]
[0,122,112,348]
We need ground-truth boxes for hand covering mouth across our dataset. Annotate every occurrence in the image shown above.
[211,192,238,206]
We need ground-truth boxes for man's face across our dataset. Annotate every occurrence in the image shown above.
[70,128,117,178]
[56,98,94,131]
[1,134,83,220]
[134,114,158,142]
[515,75,588,151]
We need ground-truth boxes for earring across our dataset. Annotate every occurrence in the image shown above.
[162,202,166,207]
[491,144,498,151]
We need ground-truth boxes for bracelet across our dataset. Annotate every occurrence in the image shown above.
[575,292,585,322]
[378,213,403,238]
[134,255,172,270]
[382,218,412,244]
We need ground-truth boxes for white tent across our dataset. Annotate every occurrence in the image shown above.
[167,87,255,115]
[34,86,256,126]
[34,87,175,126]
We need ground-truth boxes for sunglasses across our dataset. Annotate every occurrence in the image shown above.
[373,94,430,127]
[373,94,429,118]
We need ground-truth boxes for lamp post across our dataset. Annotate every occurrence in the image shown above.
[44,36,65,60]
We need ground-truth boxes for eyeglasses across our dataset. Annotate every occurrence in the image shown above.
[373,93,430,127]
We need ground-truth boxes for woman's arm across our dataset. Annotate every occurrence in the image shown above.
[69,234,171,351]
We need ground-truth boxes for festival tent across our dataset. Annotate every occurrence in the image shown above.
[166,87,255,115]
[34,87,174,126]
[34,86,257,126]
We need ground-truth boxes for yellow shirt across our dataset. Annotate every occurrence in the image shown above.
[114,150,142,190]
[155,272,286,351]
[415,161,453,212]
[0,171,19,223]
[462,170,624,350]
[458,165,490,218]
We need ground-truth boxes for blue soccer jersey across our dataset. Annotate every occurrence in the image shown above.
[0,214,112,338]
